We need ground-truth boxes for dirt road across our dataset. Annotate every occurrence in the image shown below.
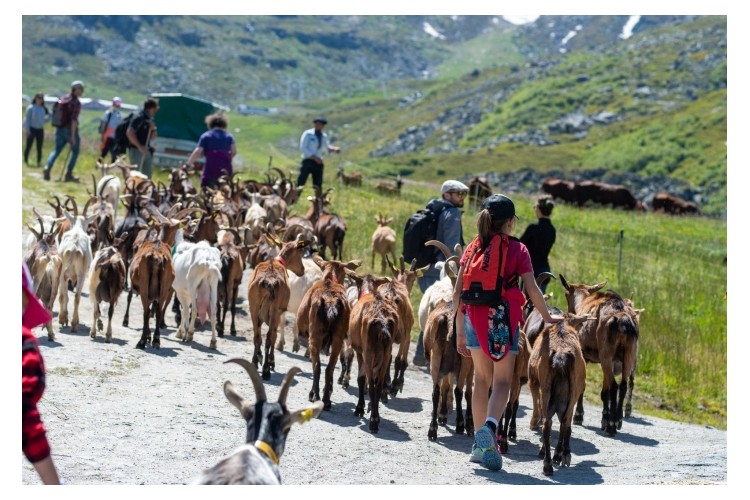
[20,263,727,486]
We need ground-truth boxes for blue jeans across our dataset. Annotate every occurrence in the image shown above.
[45,127,80,174]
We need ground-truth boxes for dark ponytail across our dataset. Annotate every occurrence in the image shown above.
[477,209,506,249]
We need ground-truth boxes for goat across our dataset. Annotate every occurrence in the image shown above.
[216,229,247,338]
[337,167,362,187]
[125,221,175,350]
[94,171,122,224]
[370,214,397,275]
[560,274,640,436]
[247,234,308,380]
[192,359,323,485]
[497,272,556,453]
[424,299,474,441]
[307,186,346,260]
[380,255,428,398]
[528,313,589,476]
[295,255,360,409]
[376,175,403,195]
[25,214,62,341]
[88,235,128,342]
[347,284,400,433]
[276,255,323,353]
[172,231,223,349]
[57,210,95,333]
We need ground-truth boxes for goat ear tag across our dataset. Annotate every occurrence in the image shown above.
[416,270,424,278]
[300,408,314,423]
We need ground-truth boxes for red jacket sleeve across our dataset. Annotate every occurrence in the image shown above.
[22,327,51,463]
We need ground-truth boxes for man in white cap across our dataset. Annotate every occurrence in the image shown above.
[43,80,84,182]
[98,96,124,162]
[412,178,469,366]
[297,115,341,190]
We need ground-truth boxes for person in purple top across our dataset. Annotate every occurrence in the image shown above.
[186,112,237,189]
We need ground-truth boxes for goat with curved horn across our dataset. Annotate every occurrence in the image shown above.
[224,358,267,403]
[425,239,453,259]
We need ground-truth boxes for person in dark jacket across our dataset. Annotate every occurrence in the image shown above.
[519,195,556,293]
[22,262,61,485]
[412,179,468,367]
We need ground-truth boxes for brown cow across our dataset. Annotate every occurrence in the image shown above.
[574,180,643,210]
[541,178,577,204]
[652,192,700,215]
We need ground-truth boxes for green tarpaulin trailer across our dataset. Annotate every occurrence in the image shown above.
[148,93,229,170]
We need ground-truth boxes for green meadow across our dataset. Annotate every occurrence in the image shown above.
[21,107,727,431]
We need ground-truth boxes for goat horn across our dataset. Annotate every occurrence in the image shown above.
[26,223,41,241]
[270,167,286,180]
[91,174,98,193]
[425,240,452,259]
[278,366,301,406]
[224,358,267,403]
[535,272,555,289]
[174,207,205,221]
[82,196,97,218]
[66,196,79,216]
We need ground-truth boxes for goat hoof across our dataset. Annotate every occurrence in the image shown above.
[292,342,300,353]
[466,423,475,436]
[354,406,364,417]
[428,427,438,441]
[509,428,517,441]
[455,422,465,435]
[152,341,160,349]
[47,334,55,342]
[561,453,571,468]
[625,407,632,419]
[616,419,623,430]
[538,448,545,459]
[323,401,332,411]
[135,341,146,350]
[105,336,112,343]
[553,453,562,466]
[438,416,447,425]
[543,464,554,476]
[90,331,96,339]
[209,340,217,350]
[573,415,583,426]
[122,319,129,328]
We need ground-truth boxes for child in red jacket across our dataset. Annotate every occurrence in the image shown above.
[22,262,61,485]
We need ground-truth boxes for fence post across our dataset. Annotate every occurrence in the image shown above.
[617,228,624,285]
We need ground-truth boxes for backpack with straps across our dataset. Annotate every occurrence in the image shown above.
[50,95,73,128]
[402,203,446,268]
[460,232,509,306]
[111,112,135,157]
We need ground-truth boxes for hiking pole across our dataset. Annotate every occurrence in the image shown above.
[139,129,153,173]
[57,147,72,182]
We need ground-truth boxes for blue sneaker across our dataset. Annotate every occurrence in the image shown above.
[475,424,502,471]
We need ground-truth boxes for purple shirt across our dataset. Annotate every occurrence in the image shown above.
[198,128,235,185]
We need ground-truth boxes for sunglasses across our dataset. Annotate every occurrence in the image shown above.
[447,191,467,198]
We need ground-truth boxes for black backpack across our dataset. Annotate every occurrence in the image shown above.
[402,203,445,268]
[111,112,135,157]
[50,95,72,128]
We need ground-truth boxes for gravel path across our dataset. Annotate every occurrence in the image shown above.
[20,265,727,486]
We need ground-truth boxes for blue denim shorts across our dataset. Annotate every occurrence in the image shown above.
[464,313,519,355]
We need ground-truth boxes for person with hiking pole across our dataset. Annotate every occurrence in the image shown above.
[453,194,563,471]
[43,80,84,183]
[126,98,159,178]
[297,115,340,191]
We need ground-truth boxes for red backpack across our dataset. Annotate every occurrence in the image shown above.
[460,233,509,306]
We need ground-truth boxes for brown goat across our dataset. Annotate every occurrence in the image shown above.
[347,285,400,433]
[216,229,246,337]
[124,222,175,350]
[296,255,361,409]
[380,255,428,398]
[308,186,346,260]
[370,214,397,275]
[247,234,308,380]
[423,300,474,441]
[376,175,403,195]
[528,313,588,476]
[25,215,62,341]
[560,275,640,436]
[88,236,128,342]
[337,167,362,187]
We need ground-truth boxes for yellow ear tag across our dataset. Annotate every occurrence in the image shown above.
[300,408,314,423]
[416,270,424,278]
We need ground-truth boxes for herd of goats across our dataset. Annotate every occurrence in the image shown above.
[23,157,644,483]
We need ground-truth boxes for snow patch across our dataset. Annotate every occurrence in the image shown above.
[502,15,539,25]
[423,22,446,40]
[620,15,641,39]
[561,30,577,45]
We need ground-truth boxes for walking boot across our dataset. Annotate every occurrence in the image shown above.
[64,172,80,183]
[43,166,51,181]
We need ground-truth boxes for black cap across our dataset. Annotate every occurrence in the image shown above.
[481,194,518,221]
[313,116,327,124]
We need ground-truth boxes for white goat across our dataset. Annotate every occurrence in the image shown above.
[97,174,122,223]
[57,210,95,332]
[276,255,323,353]
[172,231,223,349]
